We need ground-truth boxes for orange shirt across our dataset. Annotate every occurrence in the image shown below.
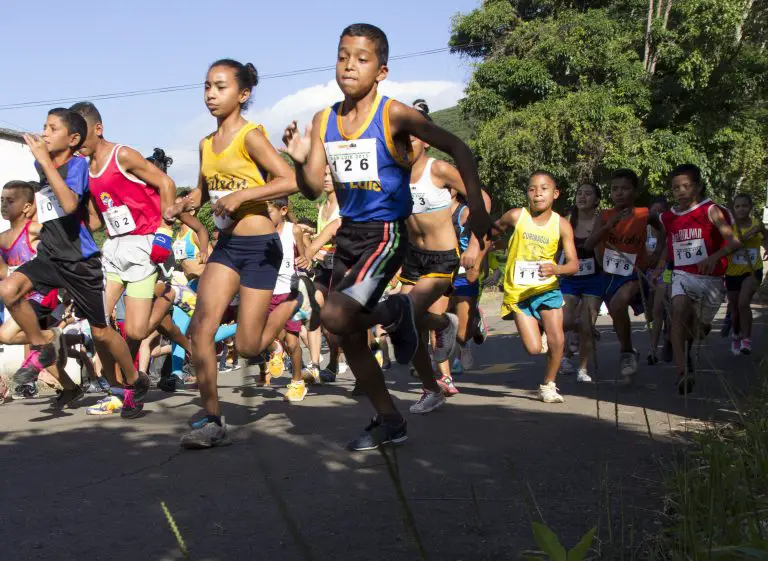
[600,207,651,271]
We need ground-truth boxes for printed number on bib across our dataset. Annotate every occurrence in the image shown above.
[35,187,66,224]
[104,205,136,236]
[646,237,657,252]
[603,249,636,276]
[672,238,708,267]
[173,241,187,260]
[513,260,550,286]
[324,139,379,184]
[575,258,596,277]
[322,252,334,269]
[732,248,758,266]
[209,191,235,230]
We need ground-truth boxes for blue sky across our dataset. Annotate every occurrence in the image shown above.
[1,0,479,185]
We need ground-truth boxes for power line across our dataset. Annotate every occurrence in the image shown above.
[0,42,486,112]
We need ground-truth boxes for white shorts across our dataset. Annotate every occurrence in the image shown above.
[101,234,157,283]
[671,270,725,325]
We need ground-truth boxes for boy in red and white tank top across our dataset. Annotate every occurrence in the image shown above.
[660,164,739,394]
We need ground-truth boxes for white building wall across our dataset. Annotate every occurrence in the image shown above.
[0,137,37,232]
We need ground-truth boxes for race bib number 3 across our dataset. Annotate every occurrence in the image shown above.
[35,187,66,224]
[575,258,596,277]
[672,238,708,267]
[209,191,235,230]
[513,260,551,286]
[731,247,758,266]
[603,249,636,276]
[324,138,379,184]
[104,205,136,237]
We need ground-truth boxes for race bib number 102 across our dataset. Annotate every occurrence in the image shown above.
[324,139,380,184]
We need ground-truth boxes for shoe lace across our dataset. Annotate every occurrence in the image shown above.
[123,389,137,409]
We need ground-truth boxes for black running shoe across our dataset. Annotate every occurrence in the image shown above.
[385,295,418,365]
[13,383,39,399]
[158,375,185,393]
[133,372,151,402]
[120,388,144,419]
[347,415,408,451]
[52,387,85,409]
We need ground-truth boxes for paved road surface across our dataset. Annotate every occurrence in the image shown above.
[0,293,761,560]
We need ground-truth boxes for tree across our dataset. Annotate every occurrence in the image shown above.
[450,0,768,209]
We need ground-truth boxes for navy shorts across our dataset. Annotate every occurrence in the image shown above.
[560,274,602,298]
[209,233,282,290]
[602,272,645,315]
[453,274,480,298]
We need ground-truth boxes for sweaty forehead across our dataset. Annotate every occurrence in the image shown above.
[338,35,376,54]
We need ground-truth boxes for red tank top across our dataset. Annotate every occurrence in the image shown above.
[661,199,730,276]
[89,144,161,237]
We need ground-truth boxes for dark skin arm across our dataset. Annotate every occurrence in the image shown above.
[117,146,176,222]
[583,208,630,251]
[293,223,310,270]
[24,135,79,214]
[87,198,104,232]
[698,206,741,274]
[281,112,328,200]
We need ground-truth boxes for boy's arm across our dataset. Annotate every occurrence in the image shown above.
[24,134,80,214]
[493,208,521,236]
[388,101,492,245]
[117,147,176,224]
[305,218,341,261]
[698,206,741,275]
[282,112,328,201]
[86,198,105,232]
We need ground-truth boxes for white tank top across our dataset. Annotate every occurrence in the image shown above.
[274,221,296,295]
[409,158,451,214]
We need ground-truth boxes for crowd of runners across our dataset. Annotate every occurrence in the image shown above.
[0,23,762,451]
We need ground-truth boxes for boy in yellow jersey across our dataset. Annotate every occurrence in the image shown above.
[494,171,579,403]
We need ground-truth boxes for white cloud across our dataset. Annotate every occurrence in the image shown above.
[166,79,465,186]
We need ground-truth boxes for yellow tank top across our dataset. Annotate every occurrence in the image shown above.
[727,216,763,275]
[502,208,561,314]
[201,122,269,224]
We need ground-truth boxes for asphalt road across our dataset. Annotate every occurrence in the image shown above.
[0,293,760,560]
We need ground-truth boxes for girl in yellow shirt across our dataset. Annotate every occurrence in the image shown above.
[494,171,579,403]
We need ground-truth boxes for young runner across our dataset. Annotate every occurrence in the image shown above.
[495,171,579,403]
[585,169,664,384]
[0,109,151,415]
[166,59,313,449]
[724,194,765,355]
[646,196,673,364]
[558,183,602,382]
[282,23,492,451]
[660,164,739,393]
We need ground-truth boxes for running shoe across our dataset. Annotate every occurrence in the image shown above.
[13,382,39,399]
[576,368,593,383]
[538,382,565,403]
[302,364,322,385]
[86,395,123,416]
[385,295,419,365]
[433,313,459,363]
[158,375,185,393]
[437,375,460,396]
[268,342,285,378]
[409,389,446,414]
[13,343,57,386]
[730,335,742,356]
[180,417,231,449]
[473,307,487,345]
[740,337,752,355]
[51,387,85,409]
[284,381,308,402]
[319,368,337,384]
[133,372,151,402]
[559,356,575,375]
[337,362,349,375]
[459,342,474,370]
[120,388,144,419]
[346,415,407,452]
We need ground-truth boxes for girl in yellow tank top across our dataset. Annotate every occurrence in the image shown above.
[166,59,314,449]
[493,172,579,404]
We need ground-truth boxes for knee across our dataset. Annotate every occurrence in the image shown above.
[522,338,543,355]
[124,323,149,342]
[546,329,564,350]
[90,326,112,343]
[234,330,263,358]
[0,281,22,307]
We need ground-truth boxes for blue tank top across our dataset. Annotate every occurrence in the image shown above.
[452,204,470,252]
[320,94,412,222]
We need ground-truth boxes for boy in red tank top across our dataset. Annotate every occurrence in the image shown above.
[585,169,664,384]
[660,164,738,394]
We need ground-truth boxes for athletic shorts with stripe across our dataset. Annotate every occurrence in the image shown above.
[397,246,460,285]
[331,221,408,312]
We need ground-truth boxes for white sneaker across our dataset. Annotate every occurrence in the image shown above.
[538,382,564,403]
[559,356,575,374]
[409,389,446,414]
[180,417,231,449]
[576,368,592,383]
[433,313,459,363]
[620,351,638,377]
[459,342,474,369]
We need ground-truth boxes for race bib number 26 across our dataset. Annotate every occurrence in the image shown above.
[324,138,379,184]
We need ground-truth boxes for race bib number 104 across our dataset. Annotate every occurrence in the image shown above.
[324,138,380,184]
[672,238,708,267]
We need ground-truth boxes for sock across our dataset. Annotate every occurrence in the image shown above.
[206,414,222,426]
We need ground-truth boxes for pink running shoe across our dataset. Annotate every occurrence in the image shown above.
[437,376,460,397]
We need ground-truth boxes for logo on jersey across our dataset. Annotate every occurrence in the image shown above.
[100,192,115,209]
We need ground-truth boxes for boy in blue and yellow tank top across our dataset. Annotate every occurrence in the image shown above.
[494,172,579,404]
[283,23,492,452]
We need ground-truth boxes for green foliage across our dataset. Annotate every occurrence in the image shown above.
[289,193,318,224]
[452,0,768,210]
[523,522,596,561]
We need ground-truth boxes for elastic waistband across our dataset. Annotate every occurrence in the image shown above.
[340,219,406,231]
[217,232,279,246]
[408,245,459,257]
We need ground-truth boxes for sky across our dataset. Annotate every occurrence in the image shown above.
[1,0,479,186]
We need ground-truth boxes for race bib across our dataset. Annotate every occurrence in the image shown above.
[35,187,66,224]
[209,191,235,230]
[646,237,657,252]
[325,139,379,184]
[513,260,551,286]
[575,258,596,277]
[672,238,708,267]
[104,205,136,237]
[731,247,759,266]
[603,249,636,276]
[173,241,187,260]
